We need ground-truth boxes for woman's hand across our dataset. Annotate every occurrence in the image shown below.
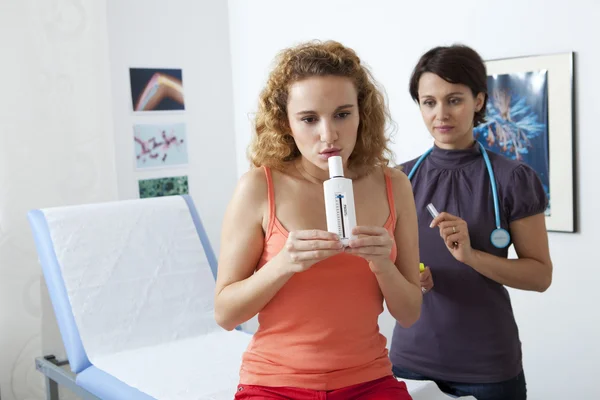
[345,226,394,275]
[420,266,434,294]
[281,230,344,273]
[430,212,473,264]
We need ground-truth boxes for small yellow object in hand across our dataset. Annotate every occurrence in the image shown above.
[419,262,425,272]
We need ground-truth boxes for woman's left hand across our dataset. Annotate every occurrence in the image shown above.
[420,266,434,294]
[430,212,473,264]
[345,226,394,274]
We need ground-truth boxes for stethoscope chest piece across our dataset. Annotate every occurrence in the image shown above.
[490,228,511,249]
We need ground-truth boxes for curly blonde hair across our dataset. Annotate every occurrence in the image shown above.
[248,40,394,174]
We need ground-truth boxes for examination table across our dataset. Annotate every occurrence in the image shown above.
[28,195,474,400]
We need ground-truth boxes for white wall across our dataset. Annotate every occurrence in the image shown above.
[2,1,595,398]
[227,0,599,398]
[0,1,118,399]
[107,0,237,255]
[0,1,237,398]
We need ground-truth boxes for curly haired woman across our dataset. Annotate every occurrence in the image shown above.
[214,40,422,400]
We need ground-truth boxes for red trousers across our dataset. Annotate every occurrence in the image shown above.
[234,376,412,400]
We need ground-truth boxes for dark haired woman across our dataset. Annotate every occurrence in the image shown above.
[389,44,553,400]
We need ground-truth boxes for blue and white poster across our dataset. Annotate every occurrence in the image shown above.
[474,70,550,215]
[133,122,189,169]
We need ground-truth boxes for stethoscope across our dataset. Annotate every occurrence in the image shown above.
[407,141,511,249]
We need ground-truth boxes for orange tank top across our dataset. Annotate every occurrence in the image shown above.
[239,167,397,390]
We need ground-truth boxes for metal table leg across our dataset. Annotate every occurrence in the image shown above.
[36,355,100,400]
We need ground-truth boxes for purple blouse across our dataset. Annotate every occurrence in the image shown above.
[389,141,547,383]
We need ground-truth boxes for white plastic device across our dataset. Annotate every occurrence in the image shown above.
[323,156,357,246]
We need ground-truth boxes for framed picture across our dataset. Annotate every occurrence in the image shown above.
[133,122,189,170]
[129,68,185,112]
[473,52,576,232]
[138,176,189,199]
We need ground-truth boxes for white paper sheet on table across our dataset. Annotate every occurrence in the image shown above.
[44,196,244,398]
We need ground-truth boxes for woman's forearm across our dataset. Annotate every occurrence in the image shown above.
[214,253,294,331]
[375,261,422,327]
[467,250,552,292]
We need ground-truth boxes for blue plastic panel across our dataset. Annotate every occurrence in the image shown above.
[77,366,156,400]
[27,209,91,373]
[182,195,218,279]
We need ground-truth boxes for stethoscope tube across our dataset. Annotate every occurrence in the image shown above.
[407,141,510,249]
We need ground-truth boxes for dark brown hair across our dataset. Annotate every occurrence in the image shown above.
[409,44,488,126]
